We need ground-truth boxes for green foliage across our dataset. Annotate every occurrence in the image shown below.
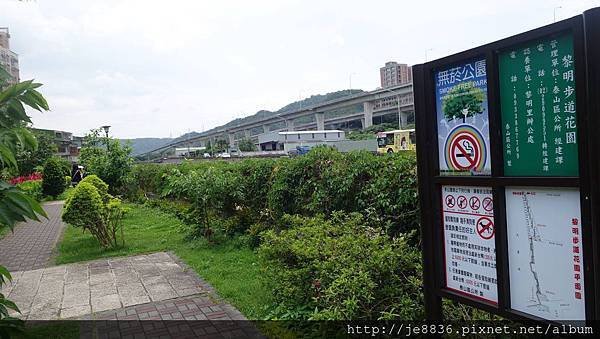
[237,138,257,152]
[62,182,104,232]
[346,123,398,140]
[41,157,68,197]
[62,178,126,248]
[79,129,133,194]
[0,77,49,335]
[79,174,109,202]
[16,180,43,201]
[129,147,419,239]
[0,266,24,338]
[259,213,424,320]
[16,130,57,176]
[442,81,485,123]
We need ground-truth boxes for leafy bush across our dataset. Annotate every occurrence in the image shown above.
[62,178,126,248]
[128,147,419,239]
[259,213,424,320]
[79,174,109,202]
[41,157,68,197]
[16,180,43,201]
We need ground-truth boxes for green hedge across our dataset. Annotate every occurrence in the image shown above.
[259,212,424,320]
[128,148,418,238]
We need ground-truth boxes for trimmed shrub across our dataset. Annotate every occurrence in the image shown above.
[62,178,126,248]
[42,157,68,197]
[259,212,424,320]
[80,174,109,201]
[62,182,105,238]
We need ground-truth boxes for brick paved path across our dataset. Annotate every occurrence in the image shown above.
[0,201,65,272]
[79,295,262,338]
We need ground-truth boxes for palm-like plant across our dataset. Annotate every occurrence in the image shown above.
[0,67,50,337]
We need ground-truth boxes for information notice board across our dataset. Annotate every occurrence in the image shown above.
[414,8,600,324]
[435,60,491,176]
[499,33,579,176]
[442,186,497,303]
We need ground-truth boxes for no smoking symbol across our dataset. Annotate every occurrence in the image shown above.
[476,216,495,240]
[445,195,455,208]
[469,197,480,210]
[457,195,468,209]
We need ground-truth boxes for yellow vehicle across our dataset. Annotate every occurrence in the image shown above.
[376,129,416,154]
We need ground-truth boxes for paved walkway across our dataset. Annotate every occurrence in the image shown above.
[0,201,65,272]
[2,252,232,320]
[0,202,260,337]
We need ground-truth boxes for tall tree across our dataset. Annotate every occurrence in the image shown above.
[79,128,133,194]
[16,130,57,175]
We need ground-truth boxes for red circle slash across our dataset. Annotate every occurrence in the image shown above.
[482,197,493,212]
[469,196,481,210]
[449,134,482,171]
[476,216,495,240]
[457,195,468,209]
[445,195,455,208]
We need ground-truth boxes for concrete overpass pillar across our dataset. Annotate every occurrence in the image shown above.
[244,130,251,138]
[363,102,373,128]
[263,125,269,134]
[315,112,325,130]
[286,119,295,131]
[400,112,408,128]
[228,133,235,149]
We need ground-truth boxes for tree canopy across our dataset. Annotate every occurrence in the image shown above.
[442,81,485,123]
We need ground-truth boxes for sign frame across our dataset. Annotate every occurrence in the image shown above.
[414,7,600,324]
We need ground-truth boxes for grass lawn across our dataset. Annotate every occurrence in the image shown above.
[57,203,271,319]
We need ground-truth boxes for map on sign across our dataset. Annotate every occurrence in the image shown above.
[506,187,585,321]
[442,186,497,303]
[436,59,491,176]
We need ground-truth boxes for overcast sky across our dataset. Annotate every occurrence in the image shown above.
[1,0,598,138]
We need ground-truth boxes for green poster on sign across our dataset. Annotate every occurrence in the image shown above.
[499,33,578,176]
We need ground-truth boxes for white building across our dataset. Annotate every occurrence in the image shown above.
[0,28,19,86]
[175,146,206,157]
[258,130,346,152]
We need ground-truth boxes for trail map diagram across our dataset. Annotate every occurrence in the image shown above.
[506,188,585,321]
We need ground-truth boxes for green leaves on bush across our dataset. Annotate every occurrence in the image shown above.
[79,174,109,202]
[62,178,126,248]
[41,157,68,197]
[16,180,43,201]
[132,147,419,239]
[259,213,424,320]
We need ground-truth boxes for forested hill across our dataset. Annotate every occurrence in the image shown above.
[122,89,364,155]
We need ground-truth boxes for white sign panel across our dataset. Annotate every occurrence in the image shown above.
[442,186,497,303]
[506,187,585,320]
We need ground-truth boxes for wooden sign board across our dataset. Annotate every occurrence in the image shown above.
[414,7,600,323]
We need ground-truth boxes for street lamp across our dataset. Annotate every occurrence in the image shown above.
[425,48,434,62]
[380,87,404,129]
[554,6,562,22]
[101,125,111,151]
[349,72,356,90]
